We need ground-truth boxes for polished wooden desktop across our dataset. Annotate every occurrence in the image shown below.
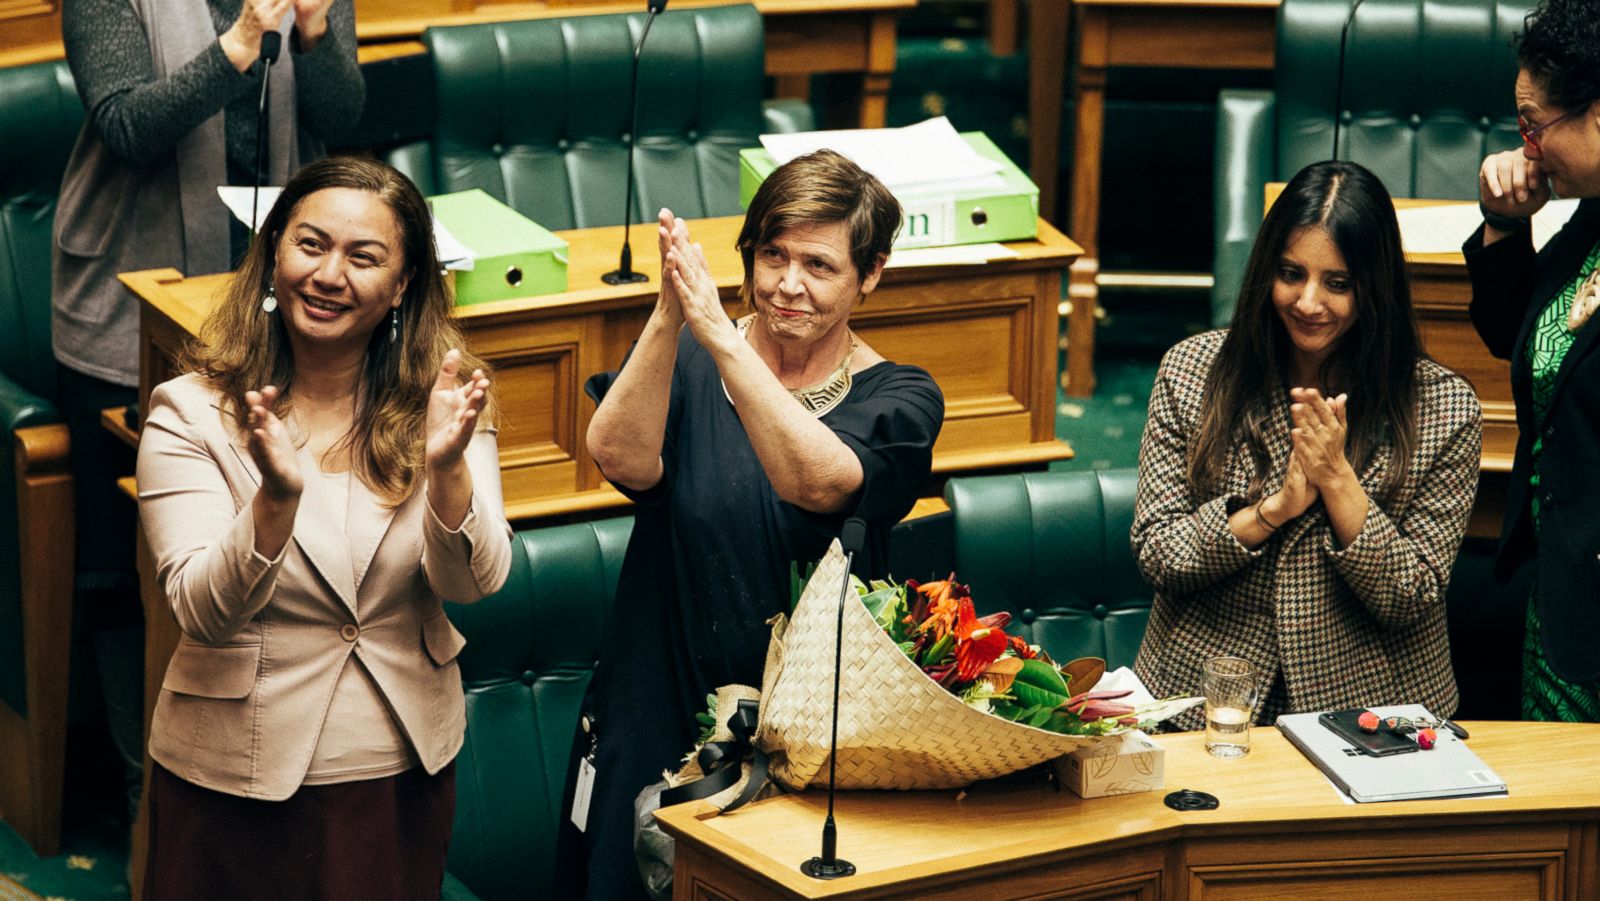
[0,0,907,129]
[1030,0,1281,396]
[656,721,1600,899]
[125,216,1080,524]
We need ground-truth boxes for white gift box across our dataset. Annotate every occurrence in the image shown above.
[1054,729,1165,799]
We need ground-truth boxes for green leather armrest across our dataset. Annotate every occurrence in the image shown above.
[0,371,59,434]
[384,140,438,198]
[1210,88,1276,329]
[761,98,815,135]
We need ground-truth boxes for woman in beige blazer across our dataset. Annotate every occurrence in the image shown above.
[135,157,512,900]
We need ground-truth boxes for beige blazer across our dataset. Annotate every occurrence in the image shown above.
[136,373,513,799]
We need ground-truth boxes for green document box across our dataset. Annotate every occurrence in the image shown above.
[738,131,1038,249]
[429,189,569,305]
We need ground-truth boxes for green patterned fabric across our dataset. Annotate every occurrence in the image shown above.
[1520,239,1600,722]
[1522,596,1600,721]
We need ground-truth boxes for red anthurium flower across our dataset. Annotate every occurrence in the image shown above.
[952,597,1007,682]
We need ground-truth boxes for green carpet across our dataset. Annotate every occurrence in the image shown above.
[0,819,127,901]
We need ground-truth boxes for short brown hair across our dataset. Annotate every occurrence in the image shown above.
[735,149,901,303]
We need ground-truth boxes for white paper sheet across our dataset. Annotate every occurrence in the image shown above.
[883,243,1019,269]
[760,117,1002,190]
[1396,197,1579,254]
[217,185,281,233]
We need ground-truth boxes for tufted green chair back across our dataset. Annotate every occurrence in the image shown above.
[0,59,81,719]
[442,516,633,901]
[0,60,78,407]
[1211,0,1530,325]
[411,4,765,230]
[943,470,1149,670]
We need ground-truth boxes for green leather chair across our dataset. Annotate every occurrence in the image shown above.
[1211,0,1530,326]
[0,59,82,857]
[442,516,633,901]
[390,4,810,229]
[943,470,1149,670]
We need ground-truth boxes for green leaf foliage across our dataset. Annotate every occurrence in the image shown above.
[1010,658,1070,709]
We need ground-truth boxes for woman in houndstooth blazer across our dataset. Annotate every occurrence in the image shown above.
[1133,161,1482,731]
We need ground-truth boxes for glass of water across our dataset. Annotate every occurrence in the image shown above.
[1203,656,1257,758]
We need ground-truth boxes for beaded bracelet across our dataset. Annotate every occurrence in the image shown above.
[1254,502,1281,533]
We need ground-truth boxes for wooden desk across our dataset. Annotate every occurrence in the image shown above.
[126,217,1080,525]
[0,0,908,129]
[657,721,1600,899]
[1031,0,1280,396]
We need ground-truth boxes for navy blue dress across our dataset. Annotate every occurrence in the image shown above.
[581,328,942,900]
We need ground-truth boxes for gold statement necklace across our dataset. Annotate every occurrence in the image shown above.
[723,315,857,417]
[1569,268,1600,333]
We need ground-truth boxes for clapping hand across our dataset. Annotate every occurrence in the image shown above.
[1289,387,1354,490]
[425,349,490,473]
[652,209,687,327]
[292,0,337,48]
[222,0,293,70]
[245,386,302,502]
[659,209,738,356]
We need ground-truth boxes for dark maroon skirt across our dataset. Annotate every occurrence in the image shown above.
[143,760,456,901]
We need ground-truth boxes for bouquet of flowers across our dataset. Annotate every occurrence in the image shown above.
[755,541,1199,792]
[860,574,1166,734]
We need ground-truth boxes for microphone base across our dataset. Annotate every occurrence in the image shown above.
[800,857,856,880]
[601,269,650,285]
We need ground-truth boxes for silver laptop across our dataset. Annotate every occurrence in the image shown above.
[1276,704,1506,803]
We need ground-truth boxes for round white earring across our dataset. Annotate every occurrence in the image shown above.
[261,283,277,313]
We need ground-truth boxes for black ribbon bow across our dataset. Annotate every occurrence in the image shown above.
[659,698,768,812]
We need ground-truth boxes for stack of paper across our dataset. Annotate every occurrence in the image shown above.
[760,117,1007,197]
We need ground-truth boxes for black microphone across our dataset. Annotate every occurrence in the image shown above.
[801,516,866,881]
[601,0,669,285]
[1330,0,1366,160]
[251,30,283,241]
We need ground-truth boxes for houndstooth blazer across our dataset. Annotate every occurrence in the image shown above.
[1132,330,1481,730]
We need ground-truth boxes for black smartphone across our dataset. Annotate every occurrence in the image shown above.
[1318,709,1419,757]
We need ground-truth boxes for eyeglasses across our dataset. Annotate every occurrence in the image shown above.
[1519,109,1580,154]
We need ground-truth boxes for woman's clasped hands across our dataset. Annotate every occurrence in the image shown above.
[1260,388,1353,529]
[655,208,739,356]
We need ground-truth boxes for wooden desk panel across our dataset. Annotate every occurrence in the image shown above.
[127,216,1080,525]
[657,722,1600,900]
[1030,0,1281,396]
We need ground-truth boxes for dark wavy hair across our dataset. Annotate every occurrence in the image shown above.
[1188,160,1421,499]
[735,149,901,304]
[1519,0,1600,112]
[186,156,494,505]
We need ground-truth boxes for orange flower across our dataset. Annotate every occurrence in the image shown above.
[952,596,1007,683]
[914,577,963,640]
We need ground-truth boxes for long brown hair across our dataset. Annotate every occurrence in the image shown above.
[187,156,494,504]
[1189,160,1420,499]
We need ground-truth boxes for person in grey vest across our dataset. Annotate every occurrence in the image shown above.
[51,0,362,833]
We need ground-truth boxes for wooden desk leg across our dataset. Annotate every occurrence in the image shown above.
[1064,8,1108,398]
[128,524,179,901]
[858,12,896,129]
[1029,0,1069,224]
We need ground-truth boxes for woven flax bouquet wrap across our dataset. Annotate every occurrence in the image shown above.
[757,541,1103,791]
